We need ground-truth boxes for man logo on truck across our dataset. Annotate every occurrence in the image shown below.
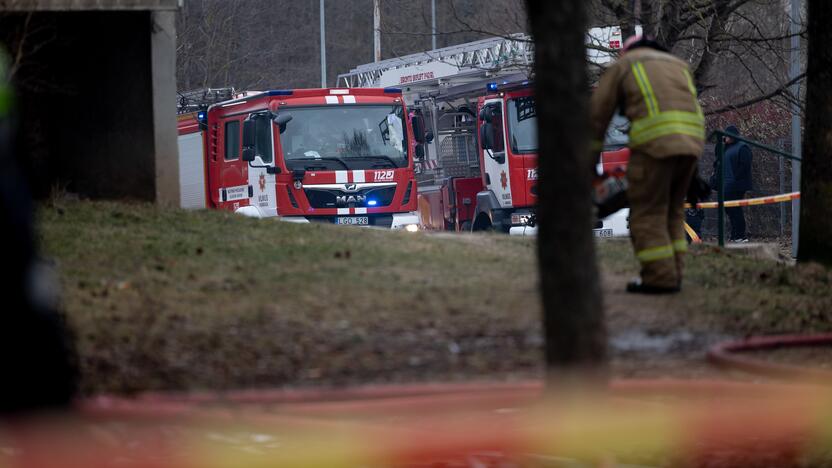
[336,194,367,206]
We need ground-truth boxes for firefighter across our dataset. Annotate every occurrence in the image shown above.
[590,34,705,294]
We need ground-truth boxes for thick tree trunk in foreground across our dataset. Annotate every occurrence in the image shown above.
[526,0,607,385]
[798,0,832,266]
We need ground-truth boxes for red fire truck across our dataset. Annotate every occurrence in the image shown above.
[176,87,423,230]
[414,80,631,236]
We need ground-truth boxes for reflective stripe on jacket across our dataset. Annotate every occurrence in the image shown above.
[590,47,705,159]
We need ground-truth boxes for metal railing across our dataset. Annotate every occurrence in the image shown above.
[710,130,801,247]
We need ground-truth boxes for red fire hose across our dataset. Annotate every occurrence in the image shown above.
[707,333,832,382]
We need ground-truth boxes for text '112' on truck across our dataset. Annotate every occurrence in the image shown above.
[176,87,423,230]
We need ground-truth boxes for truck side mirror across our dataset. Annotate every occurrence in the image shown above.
[415,145,425,161]
[274,113,292,126]
[490,111,505,153]
[480,123,494,150]
[242,147,256,162]
[411,114,426,144]
[274,113,292,134]
[479,106,493,123]
[242,119,256,148]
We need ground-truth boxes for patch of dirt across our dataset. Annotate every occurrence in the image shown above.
[602,271,742,381]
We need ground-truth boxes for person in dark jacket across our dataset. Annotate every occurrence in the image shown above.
[718,125,753,241]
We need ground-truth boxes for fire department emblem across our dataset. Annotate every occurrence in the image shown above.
[259,174,266,191]
[500,170,508,190]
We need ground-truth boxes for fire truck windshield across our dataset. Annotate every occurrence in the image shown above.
[507,96,537,154]
[278,105,408,170]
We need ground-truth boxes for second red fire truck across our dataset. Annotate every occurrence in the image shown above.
[413,80,631,236]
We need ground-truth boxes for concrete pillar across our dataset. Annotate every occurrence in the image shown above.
[150,10,179,205]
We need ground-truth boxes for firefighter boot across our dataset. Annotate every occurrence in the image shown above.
[625,152,686,293]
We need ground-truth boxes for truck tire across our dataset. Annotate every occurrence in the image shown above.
[471,213,493,232]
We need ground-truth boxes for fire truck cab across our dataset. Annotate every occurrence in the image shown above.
[176,88,421,230]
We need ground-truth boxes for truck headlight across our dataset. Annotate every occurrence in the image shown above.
[405,224,419,232]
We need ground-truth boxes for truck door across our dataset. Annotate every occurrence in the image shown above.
[479,99,513,208]
[244,113,278,217]
[215,117,249,210]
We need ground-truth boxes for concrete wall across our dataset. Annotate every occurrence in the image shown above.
[3,8,178,203]
[151,10,179,204]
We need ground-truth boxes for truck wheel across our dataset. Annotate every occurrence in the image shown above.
[471,214,493,232]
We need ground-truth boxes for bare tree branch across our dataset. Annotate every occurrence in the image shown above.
[704,72,806,115]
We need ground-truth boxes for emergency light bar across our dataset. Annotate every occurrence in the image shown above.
[267,89,294,96]
[486,80,533,94]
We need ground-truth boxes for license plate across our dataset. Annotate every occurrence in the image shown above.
[593,228,613,238]
[336,216,369,225]
[511,214,531,225]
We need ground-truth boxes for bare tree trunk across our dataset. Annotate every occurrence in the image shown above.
[797,0,832,266]
[526,0,608,387]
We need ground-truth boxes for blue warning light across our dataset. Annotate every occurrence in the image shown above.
[486,82,498,92]
[367,199,378,206]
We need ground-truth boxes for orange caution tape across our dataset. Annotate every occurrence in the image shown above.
[683,222,702,243]
[685,191,800,209]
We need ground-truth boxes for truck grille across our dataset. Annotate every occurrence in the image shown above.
[303,186,397,209]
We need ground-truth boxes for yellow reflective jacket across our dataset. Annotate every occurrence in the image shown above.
[590,47,704,159]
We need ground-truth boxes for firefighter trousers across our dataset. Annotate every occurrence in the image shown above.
[626,152,698,289]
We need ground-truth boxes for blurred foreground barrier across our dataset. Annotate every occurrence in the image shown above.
[2,379,832,467]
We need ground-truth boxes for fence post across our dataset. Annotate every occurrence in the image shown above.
[716,137,726,247]
[779,144,785,237]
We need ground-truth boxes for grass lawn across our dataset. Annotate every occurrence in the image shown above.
[39,201,541,394]
[38,201,832,394]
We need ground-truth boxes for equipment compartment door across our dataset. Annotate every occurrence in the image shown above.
[214,117,249,210]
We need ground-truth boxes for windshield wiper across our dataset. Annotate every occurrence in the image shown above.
[349,155,401,168]
[299,157,349,170]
